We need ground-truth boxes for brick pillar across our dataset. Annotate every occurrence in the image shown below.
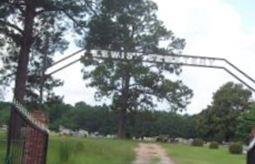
[23,109,49,164]
[251,127,255,138]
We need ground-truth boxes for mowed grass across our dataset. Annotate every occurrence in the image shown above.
[47,136,137,164]
[162,143,246,164]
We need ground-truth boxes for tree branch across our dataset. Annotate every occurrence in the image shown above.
[4,0,25,14]
[0,27,22,45]
[129,83,140,88]
[133,88,154,96]
[34,1,87,33]
[83,0,98,16]
[0,20,23,34]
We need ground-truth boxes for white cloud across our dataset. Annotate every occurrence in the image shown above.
[155,0,255,114]
[51,53,109,106]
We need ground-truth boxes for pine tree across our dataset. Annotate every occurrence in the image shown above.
[0,0,94,103]
[82,0,193,138]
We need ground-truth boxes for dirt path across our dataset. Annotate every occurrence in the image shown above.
[133,143,175,164]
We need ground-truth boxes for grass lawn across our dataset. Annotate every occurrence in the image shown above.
[0,133,248,164]
[163,143,246,164]
[47,136,137,164]
[0,130,7,162]
[0,133,137,164]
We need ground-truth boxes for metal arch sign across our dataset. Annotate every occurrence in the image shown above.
[85,49,255,92]
[88,49,217,67]
[46,49,255,92]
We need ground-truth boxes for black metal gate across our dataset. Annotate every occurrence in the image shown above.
[5,99,49,164]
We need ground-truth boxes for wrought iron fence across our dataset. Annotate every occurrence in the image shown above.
[5,99,49,164]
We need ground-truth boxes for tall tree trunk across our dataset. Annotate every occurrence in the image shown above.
[14,2,35,102]
[117,56,130,139]
[7,2,35,158]
[117,107,127,139]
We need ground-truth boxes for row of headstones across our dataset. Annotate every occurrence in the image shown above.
[58,126,116,139]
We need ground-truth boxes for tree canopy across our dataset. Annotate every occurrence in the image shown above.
[82,0,193,138]
[236,102,255,143]
[3,101,195,139]
[0,0,94,103]
[197,82,252,142]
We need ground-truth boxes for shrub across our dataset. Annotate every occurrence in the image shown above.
[191,138,204,147]
[209,141,219,149]
[229,143,243,154]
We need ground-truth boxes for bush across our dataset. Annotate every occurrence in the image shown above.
[209,141,219,149]
[191,138,204,147]
[229,143,243,154]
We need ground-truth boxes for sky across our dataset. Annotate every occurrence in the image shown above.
[152,0,255,114]
[3,0,255,114]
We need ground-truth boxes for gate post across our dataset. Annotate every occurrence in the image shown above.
[22,110,49,164]
[5,100,49,164]
[247,128,255,164]
[247,139,255,164]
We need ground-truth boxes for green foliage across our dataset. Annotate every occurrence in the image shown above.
[196,82,252,142]
[43,101,198,139]
[129,111,198,138]
[229,143,243,155]
[83,0,193,109]
[0,0,93,103]
[0,100,196,140]
[209,141,219,149]
[191,139,204,147]
[82,0,192,138]
[236,102,255,142]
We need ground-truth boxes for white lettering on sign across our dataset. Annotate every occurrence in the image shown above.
[191,58,198,65]
[127,53,133,60]
[91,50,216,67]
[208,59,215,65]
[199,59,206,65]
[183,57,189,64]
